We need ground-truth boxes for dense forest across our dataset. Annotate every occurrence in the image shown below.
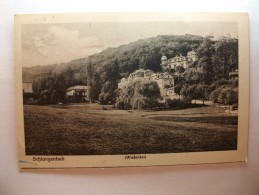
[23,34,238,110]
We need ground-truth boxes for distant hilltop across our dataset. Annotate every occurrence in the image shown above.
[22,34,204,81]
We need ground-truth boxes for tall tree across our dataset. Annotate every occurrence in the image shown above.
[99,81,117,105]
[196,84,209,104]
[116,80,160,109]
[54,73,66,103]
[101,59,121,86]
[91,72,102,101]
[174,83,183,99]
[86,59,94,102]
[223,88,238,114]
[212,36,238,79]
[196,37,214,84]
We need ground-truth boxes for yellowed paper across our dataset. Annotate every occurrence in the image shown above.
[15,13,249,169]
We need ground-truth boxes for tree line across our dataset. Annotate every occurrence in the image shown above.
[24,34,238,110]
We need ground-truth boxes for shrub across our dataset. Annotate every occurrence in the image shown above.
[182,96,192,104]
[50,90,58,104]
[116,80,160,110]
[166,98,187,109]
[99,81,117,105]
[209,87,221,105]
[115,101,127,110]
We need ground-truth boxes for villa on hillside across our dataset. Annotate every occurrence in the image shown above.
[160,50,198,71]
[118,69,175,98]
[118,50,199,100]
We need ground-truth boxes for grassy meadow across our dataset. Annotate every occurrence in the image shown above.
[24,103,238,155]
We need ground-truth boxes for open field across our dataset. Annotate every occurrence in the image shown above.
[24,103,237,155]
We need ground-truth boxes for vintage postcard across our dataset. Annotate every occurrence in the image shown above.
[15,13,249,169]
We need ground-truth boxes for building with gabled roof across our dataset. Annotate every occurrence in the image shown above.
[66,85,89,103]
[22,81,33,93]
[151,72,174,96]
[160,50,198,71]
[118,69,176,98]
[22,80,37,104]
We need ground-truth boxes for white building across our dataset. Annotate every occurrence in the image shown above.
[118,69,176,98]
[160,50,198,71]
[22,81,33,93]
[66,85,89,102]
[118,69,154,89]
[187,50,198,62]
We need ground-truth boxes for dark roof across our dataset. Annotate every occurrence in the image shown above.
[166,87,174,90]
[187,50,197,57]
[229,70,238,76]
[66,85,88,91]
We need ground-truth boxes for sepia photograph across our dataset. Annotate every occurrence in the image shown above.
[15,13,249,168]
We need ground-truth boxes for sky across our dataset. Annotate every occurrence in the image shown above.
[22,22,238,67]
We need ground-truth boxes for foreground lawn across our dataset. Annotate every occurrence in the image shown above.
[24,103,237,155]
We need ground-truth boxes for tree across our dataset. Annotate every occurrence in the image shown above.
[116,84,134,109]
[116,80,160,110]
[54,74,66,103]
[196,37,214,84]
[63,67,73,87]
[179,84,199,104]
[196,84,209,104]
[86,60,93,102]
[174,83,183,99]
[209,88,220,106]
[180,84,188,97]
[209,86,238,110]
[101,59,121,86]
[91,72,102,101]
[99,81,117,105]
[38,90,51,105]
[222,88,238,113]
[187,85,198,104]
[50,90,59,104]
[99,59,121,104]
[183,70,203,85]
[212,36,238,79]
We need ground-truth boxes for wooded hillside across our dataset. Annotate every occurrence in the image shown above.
[22,34,238,106]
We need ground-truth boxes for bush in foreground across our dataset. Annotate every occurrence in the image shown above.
[116,80,160,110]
